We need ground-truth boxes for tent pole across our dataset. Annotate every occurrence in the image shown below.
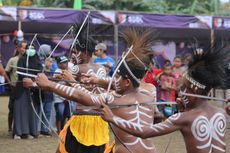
[210,28,215,99]
[18,21,21,30]
[210,29,214,48]
[114,24,119,63]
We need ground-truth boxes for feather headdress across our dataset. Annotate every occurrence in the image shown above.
[118,27,158,87]
[186,43,230,93]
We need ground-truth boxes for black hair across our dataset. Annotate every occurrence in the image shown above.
[173,55,182,61]
[188,44,230,93]
[17,40,27,47]
[163,63,172,69]
[71,35,96,56]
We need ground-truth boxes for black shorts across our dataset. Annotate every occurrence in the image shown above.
[65,126,105,153]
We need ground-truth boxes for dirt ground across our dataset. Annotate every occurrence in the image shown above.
[0,96,229,153]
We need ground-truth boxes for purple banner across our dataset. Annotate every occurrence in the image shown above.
[117,12,212,29]
[17,8,115,25]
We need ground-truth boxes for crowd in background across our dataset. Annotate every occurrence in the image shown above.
[0,39,228,139]
[0,40,116,140]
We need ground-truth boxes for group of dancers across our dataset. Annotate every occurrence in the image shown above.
[1,27,230,153]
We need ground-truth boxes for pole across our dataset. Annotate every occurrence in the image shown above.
[73,0,82,10]
[114,24,119,62]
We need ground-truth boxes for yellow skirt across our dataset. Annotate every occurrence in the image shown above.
[70,115,109,146]
[59,115,109,153]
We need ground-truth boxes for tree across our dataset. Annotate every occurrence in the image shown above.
[2,0,230,16]
[82,0,230,16]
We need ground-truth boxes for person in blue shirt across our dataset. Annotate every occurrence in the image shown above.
[93,43,115,76]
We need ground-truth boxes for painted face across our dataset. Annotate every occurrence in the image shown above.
[114,72,127,94]
[74,50,83,64]
[178,77,196,108]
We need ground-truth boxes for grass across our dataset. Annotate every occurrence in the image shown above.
[0,96,229,153]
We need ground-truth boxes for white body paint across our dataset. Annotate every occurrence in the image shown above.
[113,101,155,150]
[191,113,226,153]
[150,113,181,132]
[54,67,114,105]
[179,88,190,107]
[114,76,122,92]
[86,67,109,94]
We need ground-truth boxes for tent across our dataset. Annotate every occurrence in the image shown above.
[0,7,214,65]
[0,7,115,64]
[116,12,212,64]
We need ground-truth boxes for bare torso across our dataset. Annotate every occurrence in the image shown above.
[112,91,156,153]
[180,105,226,153]
[76,63,106,113]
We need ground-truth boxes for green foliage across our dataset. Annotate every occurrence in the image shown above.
[2,0,21,6]
[82,0,230,16]
[2,0,230,16]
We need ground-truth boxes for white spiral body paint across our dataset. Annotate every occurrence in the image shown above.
[84,67,108,94]
[86,69,94,76]
[97,67,111,82]
[96,67,107,78]
[191,113,226,153]
[70,65,79,75]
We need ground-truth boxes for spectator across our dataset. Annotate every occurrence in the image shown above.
[5,44,25,133]
[37,44,58,72]
[172,56,187,91]
[40,58,54,137]
[144,61,162,101]
[172,56,186,80]
[14,41,41,139]
[0,75,5,94]
[93,43,116,76]
[0,60,4,75]
[53,56,70,133]
[176,41,191,57]
[158,63,176,117]
[144,61,162,87]
[183,53,193,67]
[36,44,57,136]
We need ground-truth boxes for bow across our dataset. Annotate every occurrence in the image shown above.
[25,34,52,138]
[37,12,90,142]
[47,26,74,59]
[105,46,134,153]
[26,34,64,142]
[70,11,90,51]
